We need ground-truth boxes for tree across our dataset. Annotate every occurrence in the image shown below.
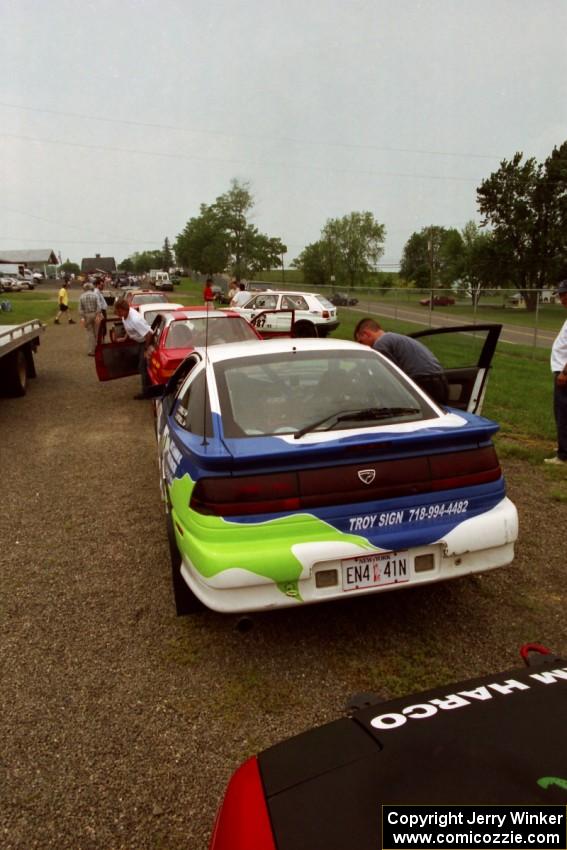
[323,212,385,288]
[292,241,329,288]
[120,250,164,274]
[59,259,80,275]
[293,211,385,289]
[455,222,511,307]
[175,207,229,275]
[477,142,567,309]
[174,179,286,279]
[400,226,463,289]
[162,237,174,270]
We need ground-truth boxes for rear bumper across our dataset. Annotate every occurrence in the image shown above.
[173,496,518,613]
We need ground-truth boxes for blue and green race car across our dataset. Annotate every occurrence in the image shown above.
[155,329,518,614]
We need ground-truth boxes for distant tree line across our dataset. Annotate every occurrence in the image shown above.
[112,140,567,310]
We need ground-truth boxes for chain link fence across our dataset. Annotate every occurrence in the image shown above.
[250,282,562,354]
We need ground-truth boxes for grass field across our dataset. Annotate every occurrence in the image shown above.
[1,284,560,462]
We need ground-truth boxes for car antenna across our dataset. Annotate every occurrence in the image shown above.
[201,287,210,446]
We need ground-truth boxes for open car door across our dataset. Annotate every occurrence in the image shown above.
[409,323,501,414]
[94,317,140,381]
[249,309,295,339]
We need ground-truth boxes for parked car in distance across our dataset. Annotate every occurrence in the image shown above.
[154,277,174,292]
[0,277,34,292]
[155,329,516,616]
[331,292,359,306]
[0,277,21,292]
[125,290,171,309]
[232,290,339,337]
[419,295,456,306]
[212,282,231,304]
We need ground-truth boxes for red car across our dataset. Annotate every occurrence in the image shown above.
[125,290,170,309]
[147,309,262,384]
[94,307,295,383]
[419,295,456,307]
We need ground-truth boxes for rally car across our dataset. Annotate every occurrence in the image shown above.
[209,645,567,850]
[155,325,517,615]
[147,309,263,384]
[231,290,339,337]
[93,308,295,382]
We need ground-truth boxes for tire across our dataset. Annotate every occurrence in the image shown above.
[165,508,203,615]
[293,320,318,338]
[1,349,28,397]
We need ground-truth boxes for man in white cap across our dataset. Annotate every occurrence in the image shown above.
[545,279,567,464]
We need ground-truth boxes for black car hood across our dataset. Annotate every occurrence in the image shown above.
[258,658,567,850]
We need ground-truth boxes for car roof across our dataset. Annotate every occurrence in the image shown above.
[198,336,363,364]
[245,290,322,298]
[138,302,182,314]
[164,308,241,322]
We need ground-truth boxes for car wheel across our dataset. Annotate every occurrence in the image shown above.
[165,506,203,615]
[293,320,318,338]
[1,349,28,397]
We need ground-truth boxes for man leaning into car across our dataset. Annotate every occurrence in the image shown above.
[114,297,154,399]
[355,317,449,406]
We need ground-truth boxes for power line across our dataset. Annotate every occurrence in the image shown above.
[0,100,504,161]
[0,203,156,244]
[0,131,483,184]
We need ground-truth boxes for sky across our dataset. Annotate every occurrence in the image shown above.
[1,0,566,270]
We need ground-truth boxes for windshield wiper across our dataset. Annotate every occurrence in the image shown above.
[294,407,421,439]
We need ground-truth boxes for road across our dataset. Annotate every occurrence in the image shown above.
[351,300,557,349]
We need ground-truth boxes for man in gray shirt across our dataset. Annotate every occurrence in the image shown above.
[354,317,449,406]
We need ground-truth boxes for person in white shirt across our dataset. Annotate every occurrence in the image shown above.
[114,297,154,399]
[545,279,567,465]
[230,283,251,308]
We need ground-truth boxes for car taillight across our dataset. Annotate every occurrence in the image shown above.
[209,757,276,850]
[322,310,330,318]
[191,473,300,515]
[190,447,502,516]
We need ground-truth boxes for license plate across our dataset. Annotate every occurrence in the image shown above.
[341,551,410,591]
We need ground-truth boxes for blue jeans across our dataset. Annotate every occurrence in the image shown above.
[553,374,567,460]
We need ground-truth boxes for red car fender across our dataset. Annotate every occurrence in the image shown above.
[209,757,276,850]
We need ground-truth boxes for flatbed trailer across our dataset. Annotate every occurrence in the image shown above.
[0,320,44,397]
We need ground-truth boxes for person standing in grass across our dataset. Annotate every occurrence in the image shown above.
[54,279,76,325]
[545,279,567,465]
[203,277,215,307]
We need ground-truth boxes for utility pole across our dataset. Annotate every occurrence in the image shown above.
[427,228,435,320]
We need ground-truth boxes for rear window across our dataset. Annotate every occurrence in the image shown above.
[315,295,335,310]
[143,308,175,325]
[165,317,258,350]
[132,294,168,305]
[215,349,435,437]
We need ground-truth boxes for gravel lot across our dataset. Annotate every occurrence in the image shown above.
[1,323,566,850]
